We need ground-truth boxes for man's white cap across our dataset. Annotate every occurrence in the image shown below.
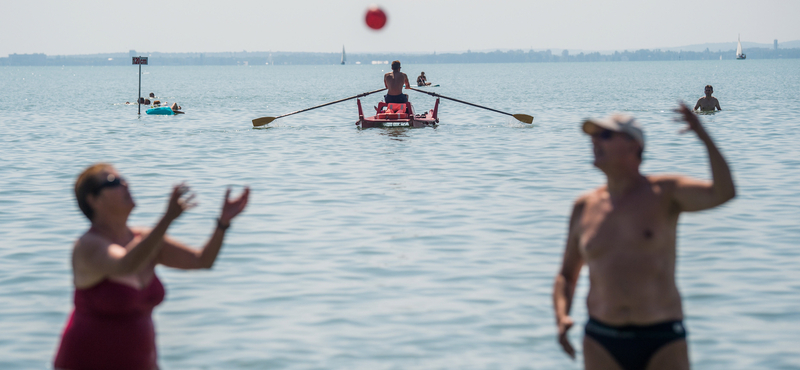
[582,114,645,149]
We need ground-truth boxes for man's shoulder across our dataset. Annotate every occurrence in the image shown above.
[574,187,605,206]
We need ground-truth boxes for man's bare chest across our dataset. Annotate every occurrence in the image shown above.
[579,194,675,258]
[699,98,717,108]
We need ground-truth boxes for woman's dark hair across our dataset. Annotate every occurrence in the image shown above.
[75,163,112,220]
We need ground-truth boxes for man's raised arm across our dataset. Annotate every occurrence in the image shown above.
[672,103,736,212]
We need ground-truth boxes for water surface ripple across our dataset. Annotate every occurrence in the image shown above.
[1,61,799,369]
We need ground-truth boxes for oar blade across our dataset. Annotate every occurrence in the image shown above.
[252,117,276,127]
[513,114,534,124]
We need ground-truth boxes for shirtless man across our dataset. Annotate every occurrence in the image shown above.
[694,85,721,111]
[384,60,411,103]
[417,72,431,86]
[553,103,735,370]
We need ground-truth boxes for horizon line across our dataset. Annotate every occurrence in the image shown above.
[4,40,799,59]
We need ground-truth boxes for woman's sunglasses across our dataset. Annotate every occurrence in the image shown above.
[91,175,125,194]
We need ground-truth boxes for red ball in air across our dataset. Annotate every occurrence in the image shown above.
[365,6,387,30]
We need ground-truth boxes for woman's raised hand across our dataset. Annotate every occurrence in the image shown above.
[219,187,250,226]
[165,183,197,221]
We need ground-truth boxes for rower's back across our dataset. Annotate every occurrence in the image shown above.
[384,60,409,96]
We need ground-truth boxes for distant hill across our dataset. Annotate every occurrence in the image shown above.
[463,40,800,55]
[3,43,800,66]
[659,40,800,52]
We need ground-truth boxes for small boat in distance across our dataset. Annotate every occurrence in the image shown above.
[341,46,346,65]
[736,35,746,60]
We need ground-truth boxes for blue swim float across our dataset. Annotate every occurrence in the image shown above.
[146,107,175,115]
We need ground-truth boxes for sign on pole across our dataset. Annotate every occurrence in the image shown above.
[133,57,148,115]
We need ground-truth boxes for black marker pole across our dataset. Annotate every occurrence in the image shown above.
[137,58,142,115]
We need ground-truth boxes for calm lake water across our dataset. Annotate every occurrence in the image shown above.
[1,60,799,369]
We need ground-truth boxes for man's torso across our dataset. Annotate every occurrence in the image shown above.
[576,176,684,325]
[697,96,719,111]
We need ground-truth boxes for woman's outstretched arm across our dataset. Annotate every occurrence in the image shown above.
[158,187,250,269]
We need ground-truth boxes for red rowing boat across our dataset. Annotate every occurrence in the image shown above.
[356,98,439,128]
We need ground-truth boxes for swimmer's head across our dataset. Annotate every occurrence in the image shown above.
[705,85,713,93]
[391,60,401,71]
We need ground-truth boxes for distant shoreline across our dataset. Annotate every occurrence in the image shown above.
[3,47,799,66]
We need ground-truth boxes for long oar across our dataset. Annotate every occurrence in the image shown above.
[407,87,533,124]
[252,88,387,127]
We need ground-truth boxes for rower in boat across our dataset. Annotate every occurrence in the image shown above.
[416,72,432,86]
[384,60,411,103]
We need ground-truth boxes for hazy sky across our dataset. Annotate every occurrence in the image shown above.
[3,0,799,56]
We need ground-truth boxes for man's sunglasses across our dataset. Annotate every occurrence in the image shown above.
[592,129,616,140]
[91,175,125,194]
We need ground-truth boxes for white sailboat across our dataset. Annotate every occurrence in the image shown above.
[736,35,746,60]
[341,46,346,65]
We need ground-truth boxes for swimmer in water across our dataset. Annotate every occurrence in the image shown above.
[171,102,184,114]
[694,85,721,112]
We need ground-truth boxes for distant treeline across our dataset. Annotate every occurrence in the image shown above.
[3,48,799,66]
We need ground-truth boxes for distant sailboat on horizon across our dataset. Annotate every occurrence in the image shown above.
[736,35,746,60]
[341,46,346,65]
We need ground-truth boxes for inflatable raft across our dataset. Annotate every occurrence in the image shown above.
[146,107,176,115]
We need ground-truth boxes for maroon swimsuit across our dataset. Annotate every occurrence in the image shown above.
[54,276,165,370]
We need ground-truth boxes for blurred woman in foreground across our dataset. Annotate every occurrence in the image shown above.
[54,163,249,370]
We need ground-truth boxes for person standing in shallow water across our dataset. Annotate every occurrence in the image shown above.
[552,103,735,370]
[54,163,249,370]
[694,85,721,111]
